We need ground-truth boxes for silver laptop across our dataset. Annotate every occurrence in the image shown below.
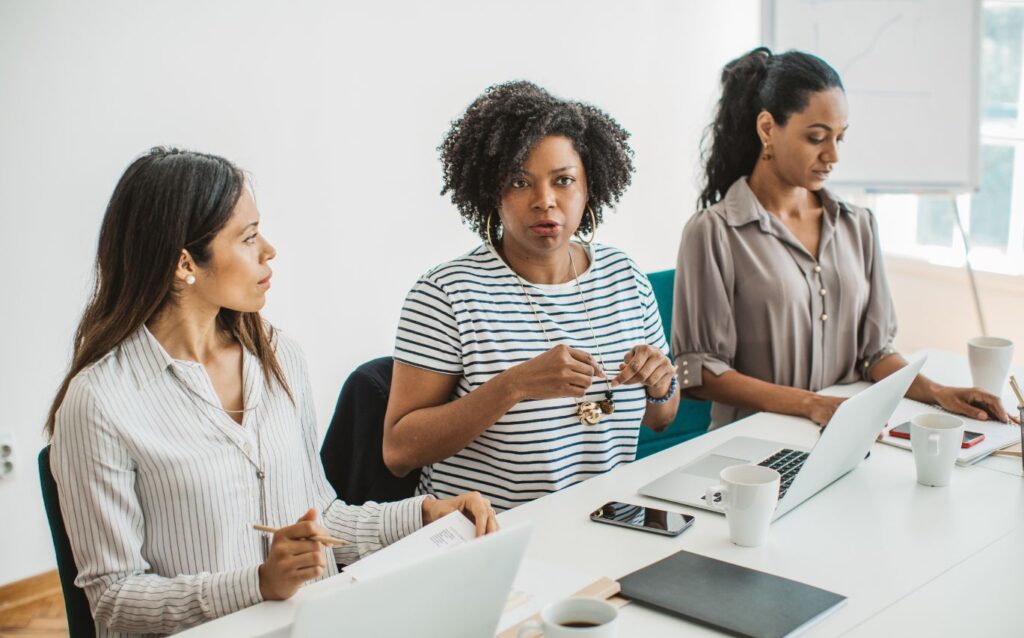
[640,357,925,521]
[290,523,531,638]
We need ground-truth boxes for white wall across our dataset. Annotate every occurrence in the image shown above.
[886,257,1024,368]
[0,0,760,585]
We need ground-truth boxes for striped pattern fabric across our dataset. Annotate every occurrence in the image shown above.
[52,326,426,638]
[395,242,668,511]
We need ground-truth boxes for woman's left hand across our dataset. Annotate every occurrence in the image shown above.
[933,385,1020,423]
[612,345,675,397]
[421,491,499,537]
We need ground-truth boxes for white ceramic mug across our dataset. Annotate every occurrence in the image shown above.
[704,464,780,547]
[967,337,1014,396]
[515,598,618,637]
[910,413,964,487]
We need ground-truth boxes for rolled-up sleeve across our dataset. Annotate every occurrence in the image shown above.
[856,210,898,380]
[672,212,737,390]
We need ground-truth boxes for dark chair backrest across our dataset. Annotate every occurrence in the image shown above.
[38,446,96,638]
[320,357,420,505]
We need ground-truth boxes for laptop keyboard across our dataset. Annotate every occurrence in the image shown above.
[758,448,809,499]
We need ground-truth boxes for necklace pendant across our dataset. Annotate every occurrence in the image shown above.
[598,399,615,415]
[256,470,265,481]
[577,401,602,425]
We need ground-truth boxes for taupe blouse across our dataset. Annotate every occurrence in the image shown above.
[672,177,897,429]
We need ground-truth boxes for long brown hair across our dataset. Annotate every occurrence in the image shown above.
[45,147,291,438]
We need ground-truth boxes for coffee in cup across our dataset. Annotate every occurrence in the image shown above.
[515,597,617,637]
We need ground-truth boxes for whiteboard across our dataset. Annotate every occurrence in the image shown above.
[764,0,980,192]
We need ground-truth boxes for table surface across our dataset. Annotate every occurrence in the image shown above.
[180,350,1024,637]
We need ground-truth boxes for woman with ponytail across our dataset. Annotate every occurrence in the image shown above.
[47,148,495,638]
[673,48,1014,430]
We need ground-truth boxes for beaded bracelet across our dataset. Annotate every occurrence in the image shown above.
[646,375,679,404]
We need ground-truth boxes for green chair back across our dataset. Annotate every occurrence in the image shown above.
[39,446,96,638]
[635,269,711,458]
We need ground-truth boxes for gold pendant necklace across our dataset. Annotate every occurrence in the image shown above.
[513,245,615,426]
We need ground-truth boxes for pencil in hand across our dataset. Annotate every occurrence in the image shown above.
[252,523,348,546]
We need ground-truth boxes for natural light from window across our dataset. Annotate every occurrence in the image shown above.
[868,1,1024,276]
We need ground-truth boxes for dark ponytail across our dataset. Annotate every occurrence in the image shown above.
[698,47,843,209]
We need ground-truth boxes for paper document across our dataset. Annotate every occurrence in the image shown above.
[883,399,1022,465]
[343,511,476,581]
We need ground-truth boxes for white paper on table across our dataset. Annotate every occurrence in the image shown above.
[495,558,594,633]
[882,399,1022,465]
[342,511,476,581]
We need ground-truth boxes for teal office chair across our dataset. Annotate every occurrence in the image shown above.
[635,270,712,458]
[39,446,96,638]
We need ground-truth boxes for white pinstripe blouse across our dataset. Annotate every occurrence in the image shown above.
[52,325,426,638]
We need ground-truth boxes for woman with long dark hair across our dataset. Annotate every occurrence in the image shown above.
[674,48,1014,429]
[47,147,496,637]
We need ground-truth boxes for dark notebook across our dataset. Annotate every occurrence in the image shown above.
[618,550,847,638]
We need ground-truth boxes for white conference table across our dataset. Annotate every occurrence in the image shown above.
[181,350,1023,637]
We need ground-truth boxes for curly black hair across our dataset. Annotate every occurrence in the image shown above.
[439,80,634,241]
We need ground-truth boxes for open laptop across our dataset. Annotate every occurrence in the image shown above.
[640,357,925,521]
[290,523,531,638]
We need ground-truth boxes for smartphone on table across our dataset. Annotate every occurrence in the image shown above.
[888,421,985,448]
[589,501,694,537]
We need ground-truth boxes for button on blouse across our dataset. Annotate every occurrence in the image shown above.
[671,177,897,429]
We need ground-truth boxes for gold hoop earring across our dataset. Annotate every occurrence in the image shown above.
[485,211,498,249]
[575,205,597,245]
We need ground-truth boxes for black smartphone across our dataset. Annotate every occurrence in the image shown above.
[589,501,694,537]
[888,421,985,448]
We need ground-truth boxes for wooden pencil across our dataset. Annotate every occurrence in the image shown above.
[252,523,348,546]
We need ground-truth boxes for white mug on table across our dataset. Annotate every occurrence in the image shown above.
[704,464,780,547]
[910,413,964,487]
[967,337,1014,396]
[516,598,618,637]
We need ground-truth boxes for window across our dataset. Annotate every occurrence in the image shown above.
[871,1,1024,275]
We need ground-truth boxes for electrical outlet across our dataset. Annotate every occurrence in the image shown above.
[0,430,15,480]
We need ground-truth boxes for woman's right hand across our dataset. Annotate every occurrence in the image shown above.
[258,509,328,601]
[805,395,846,427]
[505,344,604,401]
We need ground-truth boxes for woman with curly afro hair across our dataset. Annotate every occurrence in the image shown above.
[382,81,679,511]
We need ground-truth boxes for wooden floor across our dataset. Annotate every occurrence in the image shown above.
[0,572,69,638]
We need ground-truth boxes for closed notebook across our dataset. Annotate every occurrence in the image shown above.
[618,550,846,638]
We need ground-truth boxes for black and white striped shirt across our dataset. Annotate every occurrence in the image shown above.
[394,243,668,511]
[52,326,426,638]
